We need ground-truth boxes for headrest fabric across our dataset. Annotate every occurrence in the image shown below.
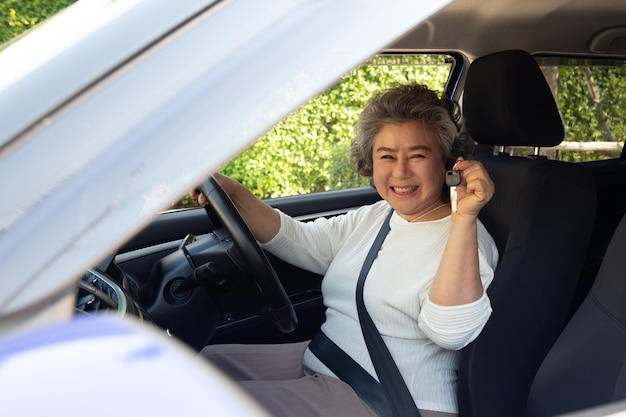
[463,50,564,147]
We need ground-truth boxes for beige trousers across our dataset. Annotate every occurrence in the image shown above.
[200,341,456,417]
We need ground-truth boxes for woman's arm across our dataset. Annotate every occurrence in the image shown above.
[428,158,495,306]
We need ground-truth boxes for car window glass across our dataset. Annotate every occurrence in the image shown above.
[506,57,626,162]
[173,53,455,209]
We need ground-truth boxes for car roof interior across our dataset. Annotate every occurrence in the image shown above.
[390,0,626,60]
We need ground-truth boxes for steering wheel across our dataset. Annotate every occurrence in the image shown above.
[198,176,297,333]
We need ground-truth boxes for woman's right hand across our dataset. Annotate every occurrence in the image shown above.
[189,187,208,207]
[189,173,236,207]
[189,173,281,244]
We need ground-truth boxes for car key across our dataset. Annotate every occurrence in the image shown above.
[446,169,461,213]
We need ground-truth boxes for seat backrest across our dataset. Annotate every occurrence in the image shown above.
[456,50,597,417]
[527,213,626,416]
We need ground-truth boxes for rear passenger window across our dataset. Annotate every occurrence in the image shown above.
[517,58,626,162]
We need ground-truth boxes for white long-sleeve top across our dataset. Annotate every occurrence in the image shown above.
[261,199,498,413]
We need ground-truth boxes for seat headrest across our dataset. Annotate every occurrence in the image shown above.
[463,50,564,147]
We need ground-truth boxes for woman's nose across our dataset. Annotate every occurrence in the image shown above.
[393,158,410,178]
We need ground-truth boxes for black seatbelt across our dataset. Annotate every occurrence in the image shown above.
[309,331,392,417]
[356,209,421,417]
[310,209,421,417]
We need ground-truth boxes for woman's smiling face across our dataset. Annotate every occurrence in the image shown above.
[372,121,447,221]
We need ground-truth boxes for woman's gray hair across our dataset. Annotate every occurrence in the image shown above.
[350,84,472,177]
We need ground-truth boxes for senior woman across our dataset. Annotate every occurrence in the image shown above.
[192,84,498,417]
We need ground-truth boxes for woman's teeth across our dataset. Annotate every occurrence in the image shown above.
[393,186,417,194]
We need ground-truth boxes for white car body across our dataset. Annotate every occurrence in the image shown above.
[0,0,451,323]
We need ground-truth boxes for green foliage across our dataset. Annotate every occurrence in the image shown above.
[0,0,73,43]
[4,1,624,202]
[559,66,625,141]
[221,55,452,199]
[222,58,626,199]
[557,66,626,162]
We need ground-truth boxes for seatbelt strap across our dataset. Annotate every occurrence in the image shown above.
[310,209,421,417]
[308,331,392,417]
[356,208,421,417]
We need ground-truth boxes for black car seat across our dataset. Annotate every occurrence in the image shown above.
[456,49,597,417]
[526,213,626,416]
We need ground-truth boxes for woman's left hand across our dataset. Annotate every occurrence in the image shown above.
[452,157,494,217]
